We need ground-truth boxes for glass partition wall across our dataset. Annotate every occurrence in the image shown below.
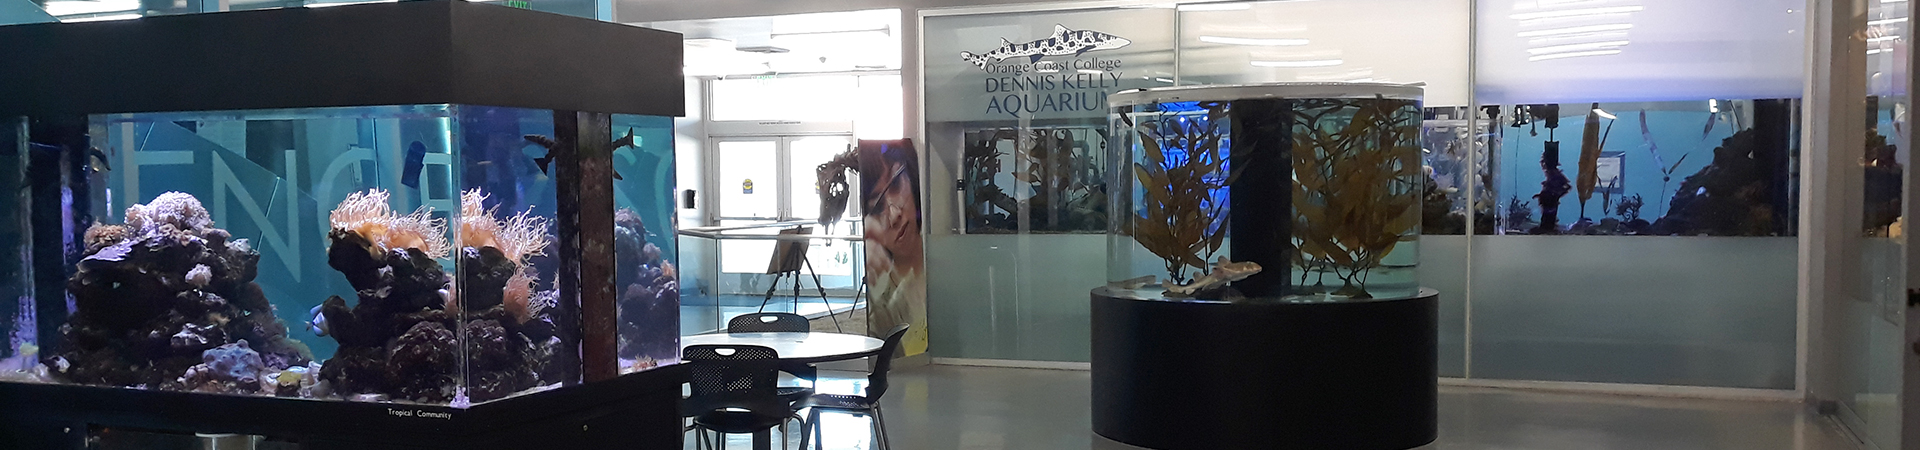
[919,0,1888,400]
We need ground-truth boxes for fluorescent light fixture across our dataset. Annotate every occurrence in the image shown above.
[61,12,140,22]
[1593,108,1617,120]
[1037,68,1061,73]
[1177,3,1252,12]
[1526,40,1629,54]
[1155,78,1176,83]
[1517,23,1633,37]
[1119,3,1177,8]
[305,0,396,7]
[42,0,139,16]
[1078,69,1104,75]
[1869,17,1907,25]
[1526,49,1622,61]
[1198,36,1308,46]
[1869,35,1900,42]
[1251,59,1343,68]
[1346,78,1376,82]
[1868,48,1890,55]
[769,27,891,38]
[1510,5,1644,21]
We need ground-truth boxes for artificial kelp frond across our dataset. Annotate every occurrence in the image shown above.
[1575,103,1602,217]
[1127,101,1235,285]
[1289,97,1422,297]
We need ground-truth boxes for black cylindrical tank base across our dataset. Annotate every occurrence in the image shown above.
[1091,288,1439,450]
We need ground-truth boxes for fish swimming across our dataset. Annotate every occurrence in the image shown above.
[961,24,1132,69]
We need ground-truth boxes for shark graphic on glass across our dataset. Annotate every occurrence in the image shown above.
[961,24,1132,68]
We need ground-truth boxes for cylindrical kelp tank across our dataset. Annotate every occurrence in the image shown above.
[1093,83,1437,450]
[1104,82,1425,302]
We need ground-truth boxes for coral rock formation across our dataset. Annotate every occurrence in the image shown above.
[51,192,311,391]
[316,188,554,404]
[615,208,679,363]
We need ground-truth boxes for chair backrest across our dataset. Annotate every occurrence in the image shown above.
[683,344,785,418]
[864,323,913,401]
[728,312,811,333]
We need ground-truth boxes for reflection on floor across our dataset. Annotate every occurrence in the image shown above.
[681,293,862,334]
[688,365,1863,450]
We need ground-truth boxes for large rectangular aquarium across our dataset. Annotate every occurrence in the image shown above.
[0,0,685,415]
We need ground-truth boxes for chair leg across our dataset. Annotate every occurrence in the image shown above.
[871,407,890,450]
[797,407,816,450]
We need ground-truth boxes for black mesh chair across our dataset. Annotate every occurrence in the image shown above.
[798,323,912,450]
[729,312,811,333]
[684,344,797,450]
[727,313,817,430]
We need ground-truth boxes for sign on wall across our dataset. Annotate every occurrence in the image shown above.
[925,9,1175,122]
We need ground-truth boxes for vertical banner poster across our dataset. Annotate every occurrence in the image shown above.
[859,139,928,356]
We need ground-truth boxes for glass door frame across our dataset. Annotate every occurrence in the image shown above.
[705,133,858,225]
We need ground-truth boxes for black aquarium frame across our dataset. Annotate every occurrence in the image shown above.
[0,2,686,449]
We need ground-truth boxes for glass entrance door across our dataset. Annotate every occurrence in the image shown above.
[710,135,859,275]
[712,135,855,223]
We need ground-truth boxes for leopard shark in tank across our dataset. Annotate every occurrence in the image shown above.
[961,24,1132,68]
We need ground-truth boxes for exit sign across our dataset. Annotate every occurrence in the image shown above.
[505,0,531,8]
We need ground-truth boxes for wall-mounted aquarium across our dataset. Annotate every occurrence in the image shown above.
[1481,100,1798,237]
[1104,82,1425,302]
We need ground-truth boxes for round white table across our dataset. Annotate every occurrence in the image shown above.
[680,332,886,363]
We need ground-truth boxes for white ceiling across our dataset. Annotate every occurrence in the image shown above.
[636,8,902,76]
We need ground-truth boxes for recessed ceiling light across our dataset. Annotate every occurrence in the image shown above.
[1177,3,1251,12]
[1251,59,1343,68]
[1199,36,1308,46]
[1527,49,1622,61]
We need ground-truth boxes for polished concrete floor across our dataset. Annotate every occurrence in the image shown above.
[688,365,1865,450]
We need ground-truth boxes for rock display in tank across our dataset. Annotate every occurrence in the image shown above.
[313,188,559,403]
[48,192,313,392]
[614,208,677,370]
[312,188,458,402]
[453,188,556,401]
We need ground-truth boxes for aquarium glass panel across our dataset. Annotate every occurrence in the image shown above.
[8,104,676,406]
[0,117,29,378]
[611,114,679,374]
[1482,100,1799,236]
[1471,0,1807,387]
[1841,0,1910,444]
[1466,235,1798,388]
[959,126,1109,234]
